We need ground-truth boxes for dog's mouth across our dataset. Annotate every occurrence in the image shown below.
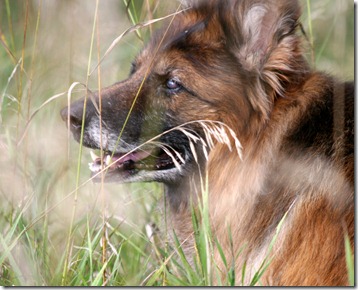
[88,146,187,183]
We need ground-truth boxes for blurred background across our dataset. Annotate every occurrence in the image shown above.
[0,0,354,286]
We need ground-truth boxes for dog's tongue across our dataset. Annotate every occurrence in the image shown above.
[89,149,154,174]
[111,150,152,165]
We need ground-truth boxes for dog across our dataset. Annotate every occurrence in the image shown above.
[61,0,354,286]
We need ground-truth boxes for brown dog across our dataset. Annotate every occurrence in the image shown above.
[61,0,354,285]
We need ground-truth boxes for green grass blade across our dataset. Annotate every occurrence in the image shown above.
[305,0,315,64]
[214,237,227,268]
[172,231,197,283]
[250,206,290,286]
[344,234,354,286]
[5,0,16,51]
[0,233,25,285]
[122,0,142,40]
[241,260,247,286]
[91,260,109,286]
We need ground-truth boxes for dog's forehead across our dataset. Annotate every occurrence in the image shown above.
[134,48,182,76]
[135,11,224,71]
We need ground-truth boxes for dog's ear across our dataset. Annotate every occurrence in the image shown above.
[231,0,307,119]
[178,0,199,8]
[237,0,300,68]
[178,0,191,8]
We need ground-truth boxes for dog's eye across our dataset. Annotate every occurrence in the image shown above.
[166,78,182,92]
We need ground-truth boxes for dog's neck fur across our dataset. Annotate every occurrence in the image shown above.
[162,73,329,271]
[158,72,353,285]
[164,142,268,276]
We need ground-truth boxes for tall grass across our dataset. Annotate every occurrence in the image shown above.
[0,0,354,286]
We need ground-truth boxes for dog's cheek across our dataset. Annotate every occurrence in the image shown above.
[169,94,214,124]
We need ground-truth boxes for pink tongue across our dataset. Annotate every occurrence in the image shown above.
[112,149,153,165]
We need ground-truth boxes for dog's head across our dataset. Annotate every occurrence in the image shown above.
[61,0,307,184]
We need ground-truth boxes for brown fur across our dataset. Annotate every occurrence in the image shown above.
[61,0,354,286]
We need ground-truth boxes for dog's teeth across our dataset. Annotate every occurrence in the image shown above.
[105,155,111,166]
[89,162,100,173]
[90,150,99,161]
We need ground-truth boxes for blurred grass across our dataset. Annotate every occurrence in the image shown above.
[0,0,354,286]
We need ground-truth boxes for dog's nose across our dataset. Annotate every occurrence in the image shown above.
[60,103,84,134]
